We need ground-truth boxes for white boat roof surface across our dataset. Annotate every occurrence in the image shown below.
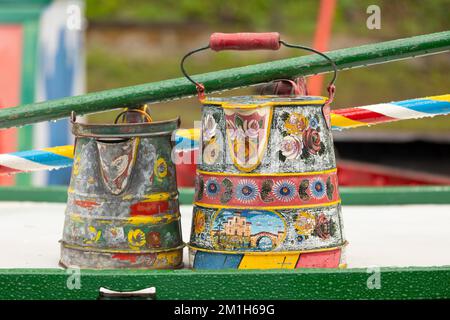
[0,203,449,269]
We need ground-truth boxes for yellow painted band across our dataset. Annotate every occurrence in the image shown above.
[43,145,75,159]
[188,241,347,255]
[201,98,327,109]
[121,192,177,202]
[330,113,366,128]
[197,167,337,177]
[194,199,341,210]
[142,192,177,201]
[239,254,299,269]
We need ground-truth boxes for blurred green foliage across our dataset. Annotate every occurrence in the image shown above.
[85,0,450,132]
[86,0,450,36]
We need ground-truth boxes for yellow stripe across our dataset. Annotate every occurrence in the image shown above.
[197,167,337,177]
[426,94,450,102]
[330,113,366,128]
[188,242,347,255]
[239,254,299,269]
[201,97,327,109]
[43,145,74,159]
[175,128,200,140]
[142,192,177,201]
[194,200,341,210]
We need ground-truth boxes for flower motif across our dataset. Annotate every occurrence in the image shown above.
[105,227,125,244]
[244,119,260,139]
[85,226,101,244]
[154,157,168,180]
[280,135,302,160]
[194,210,206,234]
[297,235,305,243]
[285,113,309,135]
[294,211,316,236]
[273,180,296,202]
[203,114,217,142]
[302,128,321,155]
[205,179,221,198]
[310,178,326,199]
[203,140,221,165]
[128,229,146,249]
[309,117,319,129]
[235,179,259,203]
[315,213,331,240]
[146,231,161,248]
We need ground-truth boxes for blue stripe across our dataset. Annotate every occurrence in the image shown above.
[394,98,450,114]
[193,251,243,269]
[175,137,199,151]
[10,149,72,167]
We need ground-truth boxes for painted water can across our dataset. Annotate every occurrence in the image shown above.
[182,33,347,269]
[60,109,184,269]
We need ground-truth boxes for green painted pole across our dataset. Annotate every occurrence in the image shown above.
[0,31,449,129]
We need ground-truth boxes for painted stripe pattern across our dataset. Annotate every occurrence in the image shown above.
[1,95,448,175]
[191,247,343,269]
[331,94,450,129]
[0,145,73,175]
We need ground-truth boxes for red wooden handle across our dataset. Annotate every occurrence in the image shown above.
[209,32,280,51]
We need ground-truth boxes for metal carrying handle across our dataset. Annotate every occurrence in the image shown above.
[114,107,153,124]
[180,32,337,101]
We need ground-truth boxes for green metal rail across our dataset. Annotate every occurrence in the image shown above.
[1,267,449,300]
[0,31,449,129]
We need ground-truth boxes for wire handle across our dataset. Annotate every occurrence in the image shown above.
[180,32,337,101]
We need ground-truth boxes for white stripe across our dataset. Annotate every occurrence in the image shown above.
[32,123,50,185]
[0,154,55,172]
[357,103,429,119]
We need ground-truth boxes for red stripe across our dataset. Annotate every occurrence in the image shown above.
[333,107,396,123]
[130,200,170,216]
[0,165,20,175]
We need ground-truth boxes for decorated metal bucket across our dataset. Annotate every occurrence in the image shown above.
[182,33,347,269]
[60,109,184,269]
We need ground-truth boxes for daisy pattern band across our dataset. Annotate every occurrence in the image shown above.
[194,169,339,208]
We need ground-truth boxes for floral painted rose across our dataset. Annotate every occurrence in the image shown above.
[203,114,217,142]
[285,113,309,135]
[244,119,260,139]
[147,231,161,248]
[295,211,316,236]
[315,213,331,240]
[281,135,302,160]
[302,128,321,155]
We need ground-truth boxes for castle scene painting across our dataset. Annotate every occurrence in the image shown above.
[211,210,285,251]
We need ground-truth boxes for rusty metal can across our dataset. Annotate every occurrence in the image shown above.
[182,33,347,269]
[60,110,184,269]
